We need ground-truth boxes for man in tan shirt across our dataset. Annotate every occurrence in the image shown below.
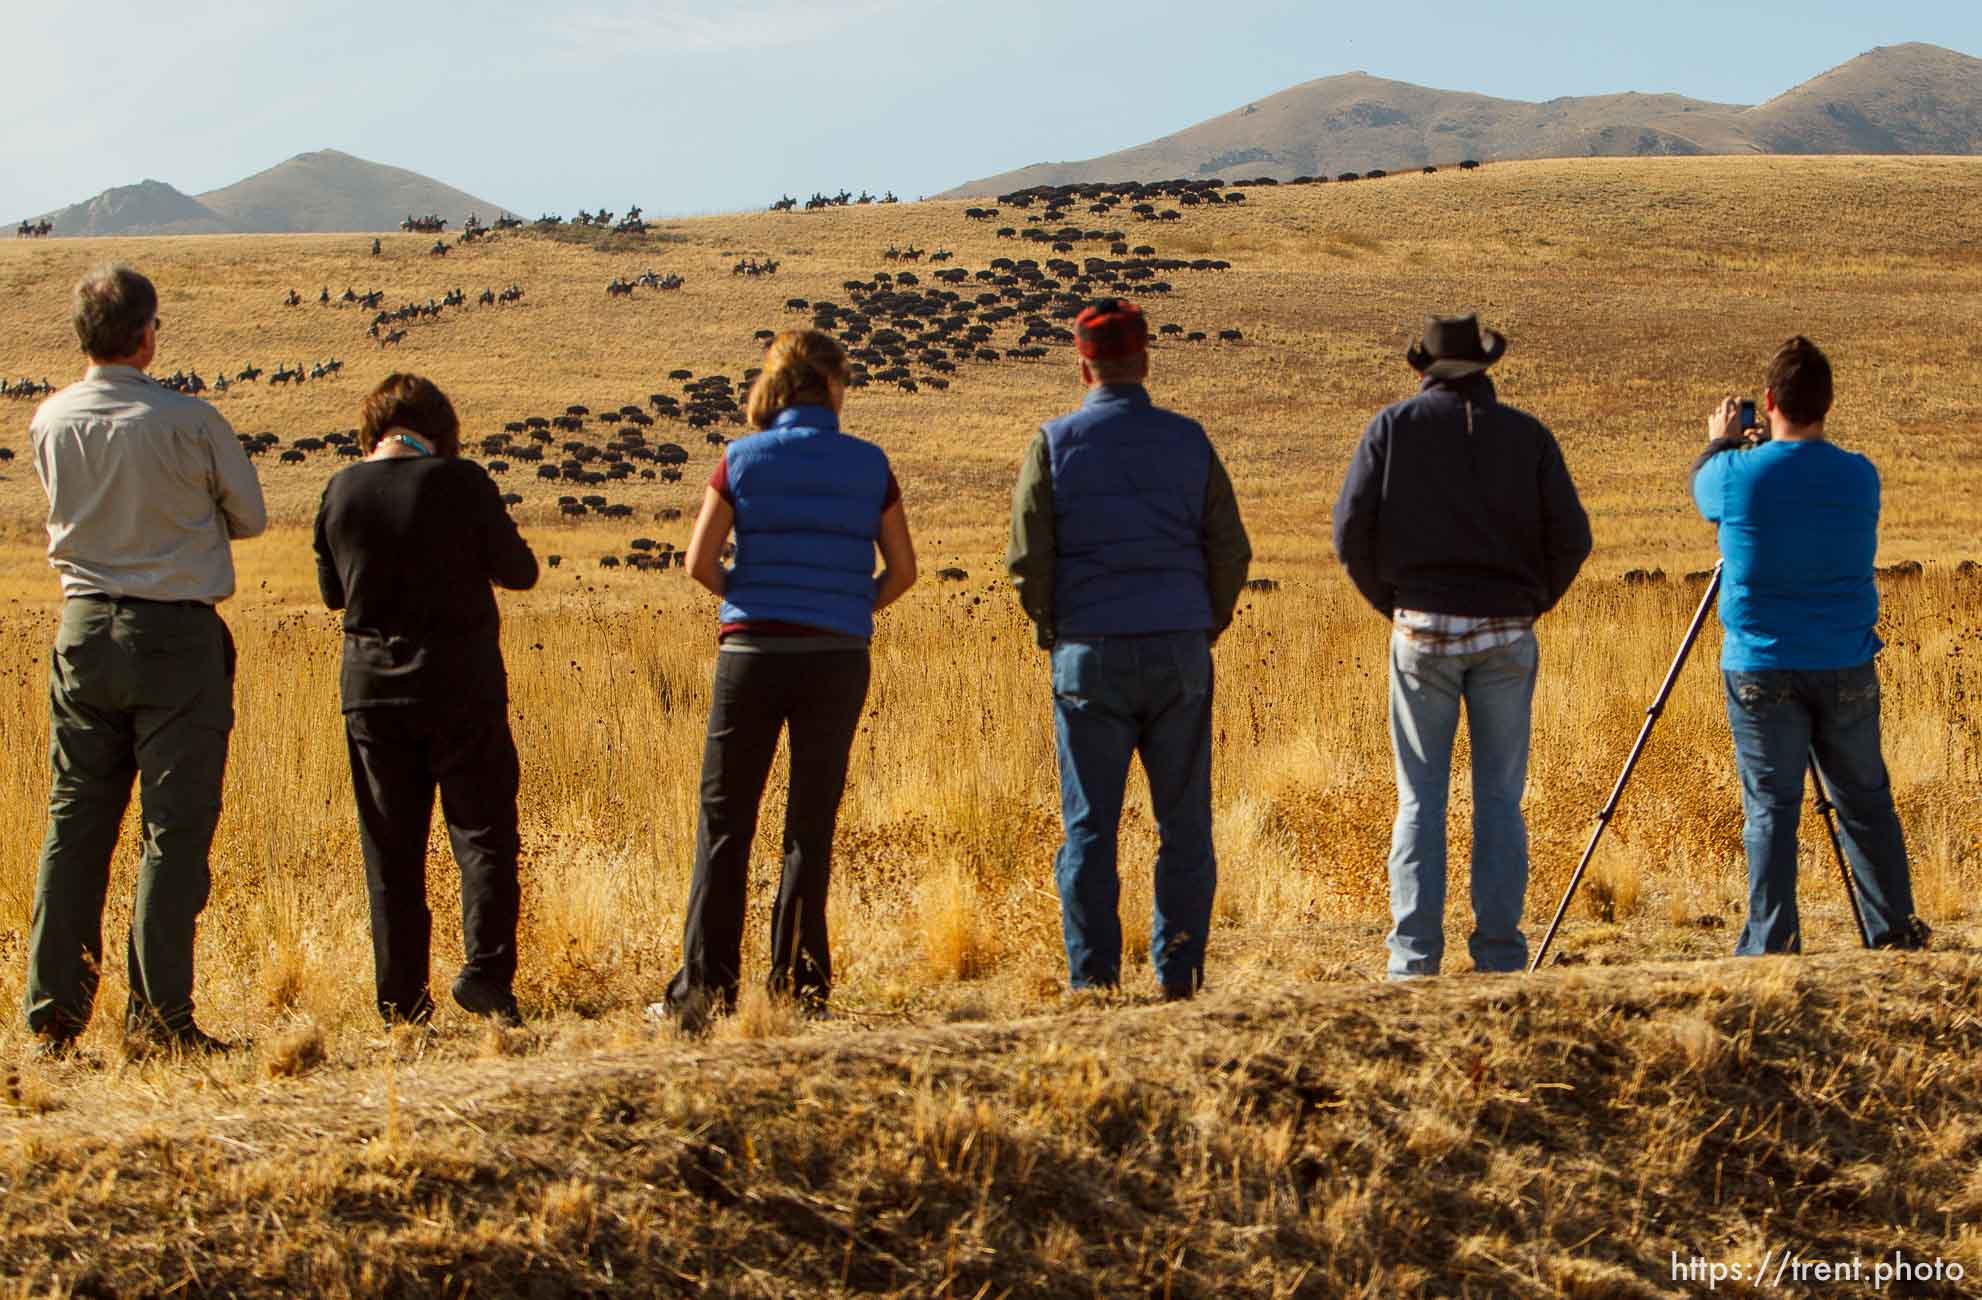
[25,264,266,1058]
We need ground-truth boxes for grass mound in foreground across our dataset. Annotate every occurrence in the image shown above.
[3,950,1978,1297]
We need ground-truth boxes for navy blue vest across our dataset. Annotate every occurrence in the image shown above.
[1045,385,1213,637]
[719,407,891,638]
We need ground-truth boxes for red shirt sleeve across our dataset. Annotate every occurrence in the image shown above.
[709,453,733,504]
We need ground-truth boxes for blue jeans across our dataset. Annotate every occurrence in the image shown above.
[1386,630,1538,977]
[1051,632,1216,992]
[1722,662,1918,954]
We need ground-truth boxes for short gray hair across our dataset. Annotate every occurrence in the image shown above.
[1088,352,1149,385]
[72,264,157,361]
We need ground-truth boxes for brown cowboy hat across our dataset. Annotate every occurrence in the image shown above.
[1406,313,1507,379]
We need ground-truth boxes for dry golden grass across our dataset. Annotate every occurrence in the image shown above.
[0,955,1978,1296]
[0,156,1979,1295]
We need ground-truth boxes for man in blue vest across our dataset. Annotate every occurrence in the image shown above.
[1008,299,1252,999]
[1693,335,1928,955]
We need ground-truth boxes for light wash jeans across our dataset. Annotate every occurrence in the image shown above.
[1385,629,1538,977]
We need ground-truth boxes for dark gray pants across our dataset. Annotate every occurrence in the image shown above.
[25,596,234,1039]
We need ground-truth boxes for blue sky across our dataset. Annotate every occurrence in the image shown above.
[6,1,1977,221]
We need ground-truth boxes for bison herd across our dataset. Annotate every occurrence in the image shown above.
[449,369,754,521]
[744,204,1248,400]
[1620,560,1949,590]
[236,428,364,463]
[957,163,1487,222]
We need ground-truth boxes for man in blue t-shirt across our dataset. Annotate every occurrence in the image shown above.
[1692,336,1928,955]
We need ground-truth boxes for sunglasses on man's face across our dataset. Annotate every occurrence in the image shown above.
[151,316,162,334]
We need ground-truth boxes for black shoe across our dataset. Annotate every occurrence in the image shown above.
[1160,983,1196,1003]
[451,975,523,1028]
[29,1032,78,1062]
[380,990,436,1028]
[1897,915,1933,951]
[648,986,719,1037]
[141,1023,237,1057]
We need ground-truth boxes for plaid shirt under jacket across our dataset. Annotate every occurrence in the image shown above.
[1392,608,1534,656]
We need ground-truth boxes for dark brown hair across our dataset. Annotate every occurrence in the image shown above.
[359,373,461,456]
[73,264,157,361]
[747,330,849,430]
[1765,336,1833,427]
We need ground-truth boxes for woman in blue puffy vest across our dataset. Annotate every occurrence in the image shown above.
[661,329,917,1022]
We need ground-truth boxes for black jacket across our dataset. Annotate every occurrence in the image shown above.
[314,457,537,711]
[1332,376,1591,617]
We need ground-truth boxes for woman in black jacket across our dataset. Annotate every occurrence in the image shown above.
[313,373,538,1026]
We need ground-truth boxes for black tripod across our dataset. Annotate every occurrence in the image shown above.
[1529,563,1873,973]
[1807,755,1874,948]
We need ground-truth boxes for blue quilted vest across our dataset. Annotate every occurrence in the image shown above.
[1045,384,1213,638]
[719,407,891,638]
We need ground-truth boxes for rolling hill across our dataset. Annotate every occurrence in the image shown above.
[22,179,236,238]
[943,42,1982,194]
[196,149,511,235]
[16,149,511,236]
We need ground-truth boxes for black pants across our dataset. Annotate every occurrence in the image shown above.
[345,704,522,1023]
[668,649,870,1012]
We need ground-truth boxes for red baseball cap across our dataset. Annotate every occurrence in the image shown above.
[1075,299,1148,361]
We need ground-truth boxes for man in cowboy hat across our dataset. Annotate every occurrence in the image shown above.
[1332,313,1590,978]
[1008,298,1252,999]
[1694,336,1928,956]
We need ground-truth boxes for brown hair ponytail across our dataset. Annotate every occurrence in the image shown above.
[746,330,850,430]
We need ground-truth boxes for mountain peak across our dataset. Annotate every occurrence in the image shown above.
[19,150,510,236]
[194,150,509,233]
[943,42,1981,196]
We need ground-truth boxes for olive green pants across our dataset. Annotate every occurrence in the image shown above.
[24,597,234,1039]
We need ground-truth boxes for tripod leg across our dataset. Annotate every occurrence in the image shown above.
[1530,567,1722,974]
[1807,752,1873,949]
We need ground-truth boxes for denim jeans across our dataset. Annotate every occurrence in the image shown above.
[1051,632,1216,992]
[1722,662,1918,954]
[1386,629,1538,977]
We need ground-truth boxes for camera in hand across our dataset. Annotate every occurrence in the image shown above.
[1737,398,1758,431]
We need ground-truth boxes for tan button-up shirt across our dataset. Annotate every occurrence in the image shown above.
[29,364,267,602]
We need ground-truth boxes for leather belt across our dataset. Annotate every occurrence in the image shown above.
[69,592,212,609]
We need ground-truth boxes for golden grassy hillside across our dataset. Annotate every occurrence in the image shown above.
[0,156,1979,1296]
[4,155,1980,555]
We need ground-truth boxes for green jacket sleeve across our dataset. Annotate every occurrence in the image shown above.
[1203,448,1251,640]
[1007,429,1056,648]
